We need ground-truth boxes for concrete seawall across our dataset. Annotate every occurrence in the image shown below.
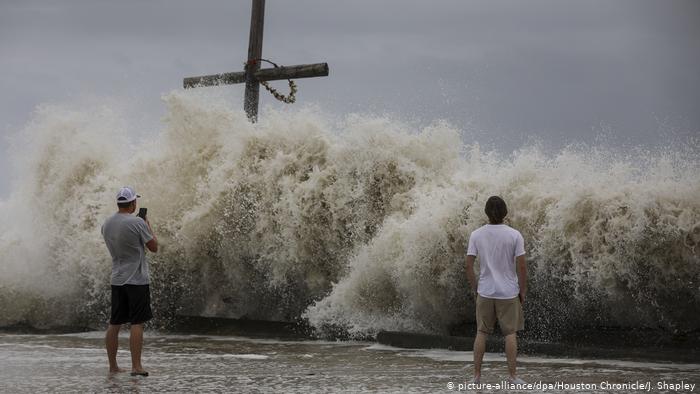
[3,315,698,363]
[375,330,700,363]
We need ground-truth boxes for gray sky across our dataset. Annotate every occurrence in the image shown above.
[1,0,699,197]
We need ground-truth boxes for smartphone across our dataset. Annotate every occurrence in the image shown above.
[137,207,148,220]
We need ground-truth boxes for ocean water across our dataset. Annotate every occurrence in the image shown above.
[0,91,698,340]
[1,332,698,393]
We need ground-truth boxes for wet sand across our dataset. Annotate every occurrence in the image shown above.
[1,332,698,393]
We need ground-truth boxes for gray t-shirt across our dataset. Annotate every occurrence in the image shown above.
[101,213,154,285]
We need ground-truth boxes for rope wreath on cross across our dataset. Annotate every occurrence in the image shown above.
[247,58,297,104]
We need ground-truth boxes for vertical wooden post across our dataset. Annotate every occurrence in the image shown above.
[244,0,265,122]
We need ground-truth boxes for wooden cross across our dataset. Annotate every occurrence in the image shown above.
[183,0,329,123]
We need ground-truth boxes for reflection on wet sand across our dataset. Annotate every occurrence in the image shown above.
[1,332,698,393]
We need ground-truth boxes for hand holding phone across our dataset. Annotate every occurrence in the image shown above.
[137,207,148,221]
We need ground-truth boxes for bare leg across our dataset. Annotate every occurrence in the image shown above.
[505,333,518,378]
[105,324,124,373]
[473,331,487,382]
[129,324,147,374]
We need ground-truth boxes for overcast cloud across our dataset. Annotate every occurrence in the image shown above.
[1,0,699,197]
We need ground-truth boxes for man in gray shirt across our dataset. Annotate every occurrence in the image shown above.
[102,186,158,376]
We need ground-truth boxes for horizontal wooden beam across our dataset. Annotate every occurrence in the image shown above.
[184,71,246,88]
[255,62,328,82]
[184,62,329,89]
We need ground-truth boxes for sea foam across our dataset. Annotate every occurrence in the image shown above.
[0,91,698,337]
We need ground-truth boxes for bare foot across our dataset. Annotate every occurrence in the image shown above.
[130,369,149,377]
[109,367,126,374]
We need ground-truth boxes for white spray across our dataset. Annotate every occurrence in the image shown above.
[0,92,698,337]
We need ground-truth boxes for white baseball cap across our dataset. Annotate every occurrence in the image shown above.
[116,186,140,203]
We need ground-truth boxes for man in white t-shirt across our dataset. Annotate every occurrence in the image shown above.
[466,196,527,384]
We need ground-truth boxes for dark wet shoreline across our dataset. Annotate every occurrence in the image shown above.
[3,315,698,364]
[376,330,700,364]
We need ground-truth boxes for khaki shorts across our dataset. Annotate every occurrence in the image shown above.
[476,294,524,335]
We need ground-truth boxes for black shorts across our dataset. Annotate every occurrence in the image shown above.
[110,284,153,325]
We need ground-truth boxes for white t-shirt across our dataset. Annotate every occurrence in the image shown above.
[466,224,525,299]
